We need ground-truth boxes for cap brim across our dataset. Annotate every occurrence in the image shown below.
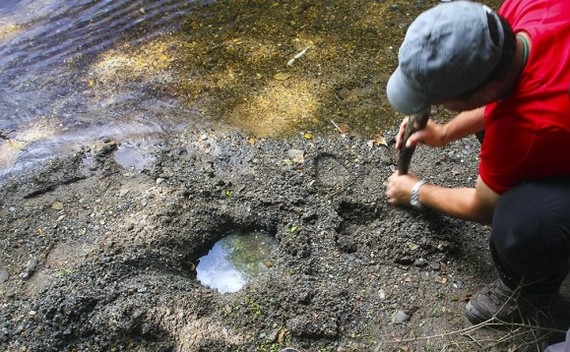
[387,67,430,115]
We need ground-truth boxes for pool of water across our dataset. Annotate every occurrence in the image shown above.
[196,231,278,293]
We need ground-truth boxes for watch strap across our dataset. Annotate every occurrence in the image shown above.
[410,180,426,209]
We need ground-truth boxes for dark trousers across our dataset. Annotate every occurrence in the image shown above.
[490,177,570,295]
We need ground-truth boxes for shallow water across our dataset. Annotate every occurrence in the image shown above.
[0,0,442,180]
[0,0,199,178]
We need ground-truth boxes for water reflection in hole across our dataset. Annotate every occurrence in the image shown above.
[113,140,157,171]
[196,231,277,293]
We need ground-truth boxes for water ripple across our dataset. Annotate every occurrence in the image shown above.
[0,0,194,76]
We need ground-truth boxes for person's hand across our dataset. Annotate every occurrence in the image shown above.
[385,171,420,206]
[395,118,447,150]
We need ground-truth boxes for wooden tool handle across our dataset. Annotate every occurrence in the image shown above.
[397,110,430,175]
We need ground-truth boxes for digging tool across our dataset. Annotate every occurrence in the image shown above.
[397,109,430,174]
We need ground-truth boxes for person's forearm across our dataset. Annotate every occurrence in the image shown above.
[418,183,493,224]
[442,107,485,143]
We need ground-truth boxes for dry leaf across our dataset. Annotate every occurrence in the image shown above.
[277,328,288,344]
[373,133,388,147]
[435,275,448,284]
[247,135,256,145]
[331,120,351,134]
[407,242,419,251]
[274,72,292,81]
[303,132,313,140]
[337,123,350,134]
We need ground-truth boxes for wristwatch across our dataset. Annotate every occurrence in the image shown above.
[410,180,426,209]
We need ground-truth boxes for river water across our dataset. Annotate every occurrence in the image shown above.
[0,0,204,179]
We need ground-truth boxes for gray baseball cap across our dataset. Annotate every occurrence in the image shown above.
[387,1,504,114]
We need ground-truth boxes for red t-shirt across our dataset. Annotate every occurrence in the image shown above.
[479,0,570,194]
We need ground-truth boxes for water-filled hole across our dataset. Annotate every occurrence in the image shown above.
[196,231,277,293]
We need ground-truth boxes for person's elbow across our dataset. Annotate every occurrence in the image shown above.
[471,203,494,225]
[472,177,500,225]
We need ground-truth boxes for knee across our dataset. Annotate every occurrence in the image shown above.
[492,193,541,267]
[491,227,528,266]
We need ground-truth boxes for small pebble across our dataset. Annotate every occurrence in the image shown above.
[391,310,409,324]
[0,269,9,283]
